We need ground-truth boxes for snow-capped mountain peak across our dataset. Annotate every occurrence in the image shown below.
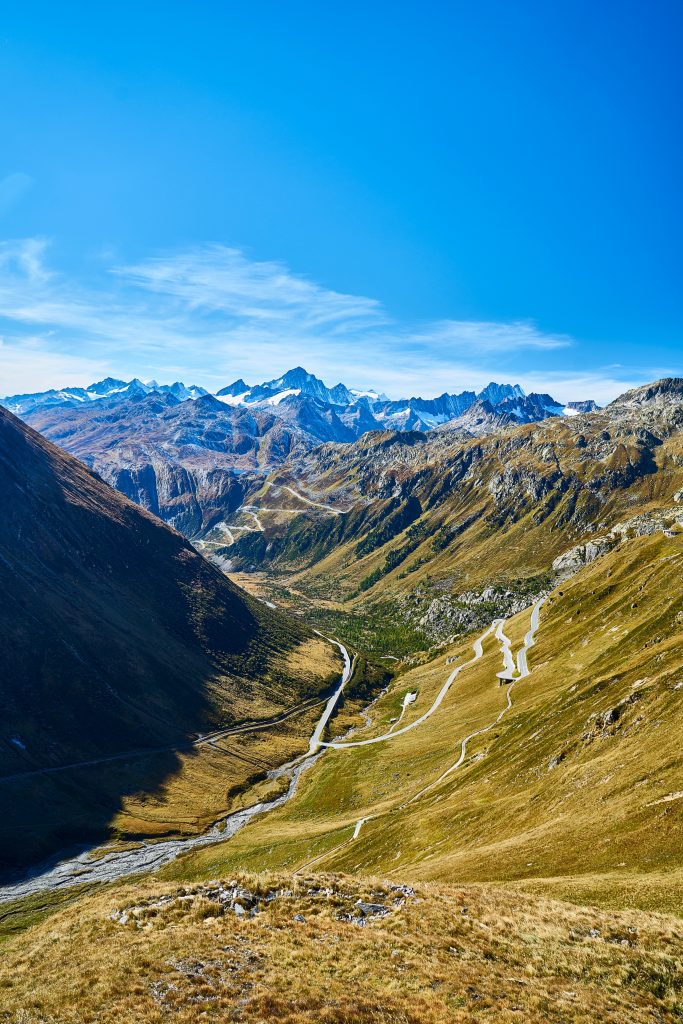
[87,377,128,395]
[2,366,599,440]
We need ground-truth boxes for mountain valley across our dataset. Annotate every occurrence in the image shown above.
[4,5,680,1018]
[2,374,682,1024]
[0,408,345,874]
[198,378,683,655]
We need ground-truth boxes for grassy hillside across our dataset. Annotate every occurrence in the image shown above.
[158,528,683,916]
[1,871,682,1023]
[2,386,683,1021]
[0,408,342,873]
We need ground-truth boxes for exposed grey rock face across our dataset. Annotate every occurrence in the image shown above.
[566,400,600,413]
[3,367,608,544]
[402,585,543,645]
[552,507,683,577]
[552,537,617,575]
[100,460,248,536]
[21,392,326,536]
[4,370,592,537]
[1,377,209,417]
[608,378,683,410]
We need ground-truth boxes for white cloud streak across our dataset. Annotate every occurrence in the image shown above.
[0,238,662,403]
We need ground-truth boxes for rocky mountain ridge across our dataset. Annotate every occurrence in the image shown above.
[4,365,597,436]
[214,378,683,647]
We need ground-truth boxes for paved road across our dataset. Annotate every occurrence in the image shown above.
[403,597,545,805]
[1,601,546,902]
[265,482,347,515]
[0,696,329,784]
[304,598,546,866]
[243,509,264,531]
[495,619,516,676]
[320,621,500,749]
[307,637,353,754]
[516,597,545,677]
[220,484,346,545]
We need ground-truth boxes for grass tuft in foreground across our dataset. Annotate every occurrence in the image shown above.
[1,871,682,1022]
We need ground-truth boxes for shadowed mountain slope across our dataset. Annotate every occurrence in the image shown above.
[0,407,341,872]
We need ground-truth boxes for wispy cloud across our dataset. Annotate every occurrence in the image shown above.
[0,238,660,402]
[115,246,387,333]
[405,319,571,353]
[0,337,114,396]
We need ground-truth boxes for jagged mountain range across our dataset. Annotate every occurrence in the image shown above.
[2,367,599,535]
[215,377,683,641]
[3,364,597,434]
[3,375,210,416]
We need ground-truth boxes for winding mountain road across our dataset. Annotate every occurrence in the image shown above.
[516,597,545,677]
[320,620,500,749]
[243,509,264,531]
[307,637,353,755]
[0,695,331,784]
[495,618,515,677]
[264,482,347,515]
[220,484,346,544]
[403,599,545,805]
[300,597,546,868]
[1,599,546,904]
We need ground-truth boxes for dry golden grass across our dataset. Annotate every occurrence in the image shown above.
[109,703,322,841]
[2,872,682,1023]
[281,638,341,681]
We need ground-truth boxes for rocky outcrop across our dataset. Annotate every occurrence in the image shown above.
[402,584,545,645]
[101,461,248,536]
[608,378,683,409]
[552,536,618,576]
[552,508,683,577]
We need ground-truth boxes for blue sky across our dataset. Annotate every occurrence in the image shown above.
[0,0,681,401]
